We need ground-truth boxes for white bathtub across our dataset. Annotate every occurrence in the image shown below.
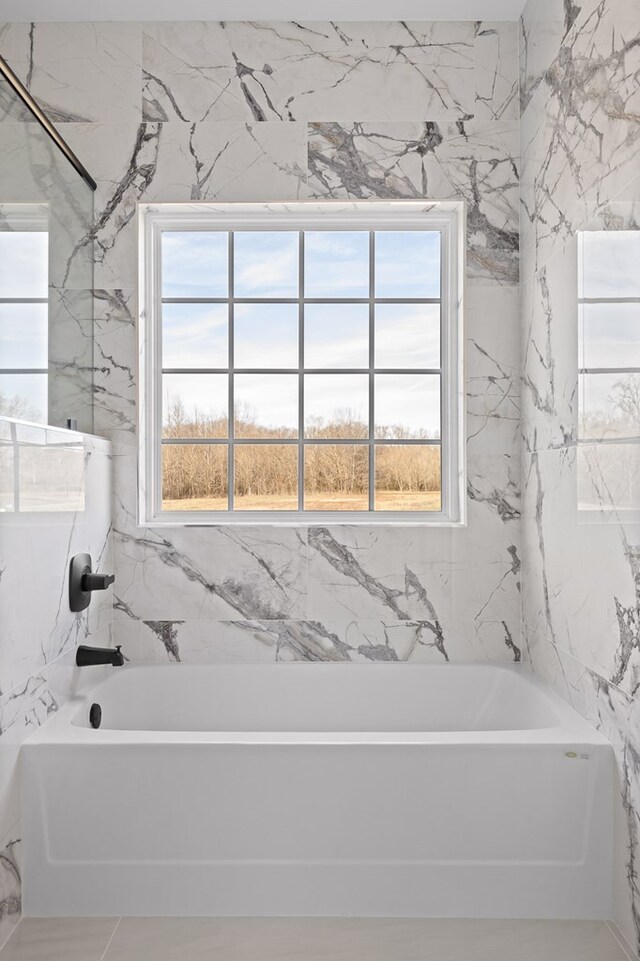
[21,663,613,919]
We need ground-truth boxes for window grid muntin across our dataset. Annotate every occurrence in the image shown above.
[368,232,375,510]
[297,231,305,511]
[227,230,235,510]
[158,227,443,513]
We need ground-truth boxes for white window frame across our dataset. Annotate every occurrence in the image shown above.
[138,201,465,527]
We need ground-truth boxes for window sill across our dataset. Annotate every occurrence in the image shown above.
[139,510,465,528]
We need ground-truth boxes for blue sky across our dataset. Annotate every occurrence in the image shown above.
[162,231,228,298]
[162,303,227,368]
[579,303,640,369]
[0,303,48,368]
[162,229,442,300]
[235,303,298,368]
[305,303,369,368]
[375,231,440,298]
[160,229,443,436]
[579,231,640,299]
[0,231,48,300]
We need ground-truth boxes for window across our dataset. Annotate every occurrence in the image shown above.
[578,230,640,513]
[0,206,49,424]
[139,202,463,525]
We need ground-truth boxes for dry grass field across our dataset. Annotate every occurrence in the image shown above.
[163,490,441,512]
[162,404,441,513]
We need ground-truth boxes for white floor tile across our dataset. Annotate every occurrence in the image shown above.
[0,918,119,961]
[98,917,629,961]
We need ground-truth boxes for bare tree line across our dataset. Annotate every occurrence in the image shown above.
[163,399,440,500]
[581,374,640,440]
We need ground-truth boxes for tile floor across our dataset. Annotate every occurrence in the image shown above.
[0,917,635,961]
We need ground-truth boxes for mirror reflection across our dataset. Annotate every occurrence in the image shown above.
[577,230,640,514]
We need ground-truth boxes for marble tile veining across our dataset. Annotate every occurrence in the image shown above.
[0,422,113,930]
[520,0,640,952]
[141,22,476,124]
[0,11,526,937]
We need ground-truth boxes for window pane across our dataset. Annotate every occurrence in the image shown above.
[162,303,228,369]
[162,374,228,437]
[0,373,47,422]
[304,304,369,369]
[234,303,298,369]
[0,232,48,299]
[375,231,440,298]
[375,304,440,369]
[304,232,369,298]
[304,444,368,511]
[162,444,228,511]
[234,374,298,438]
[578,442,640,512]
[580,372,640,440]
[375,445,441,511]
[162,231,228,298]
[234,444,298,511]
[305,374,369,438]
[0,303,48,368]
[375,374,441,439]
[234,231,298,298]
[579,231,640,299]
[579,303,640,369]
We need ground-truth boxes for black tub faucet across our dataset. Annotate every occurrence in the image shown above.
[76,645,124,667]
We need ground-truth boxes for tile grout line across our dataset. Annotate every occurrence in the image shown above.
[98,917,122,961]
[607,921,639,961]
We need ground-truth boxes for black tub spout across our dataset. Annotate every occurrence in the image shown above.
[76,645,124,667]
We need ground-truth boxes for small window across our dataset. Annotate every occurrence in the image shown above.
[139,202,464,525]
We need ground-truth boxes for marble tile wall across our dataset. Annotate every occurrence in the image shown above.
[0,19,522,670]
[519,0,640,951]
[0,420,112,947]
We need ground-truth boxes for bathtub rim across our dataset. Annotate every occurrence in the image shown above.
[23,663,612,748]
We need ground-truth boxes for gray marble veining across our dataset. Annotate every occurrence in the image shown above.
[520,0,640,949]
[0,12,526,935]
[0,424,112,930]
[0,836,20,951]
[141,22,477,124]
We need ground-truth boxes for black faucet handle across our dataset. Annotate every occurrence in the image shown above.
[81,572,115,592]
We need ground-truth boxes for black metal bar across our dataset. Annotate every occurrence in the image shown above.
[0,54,97,192]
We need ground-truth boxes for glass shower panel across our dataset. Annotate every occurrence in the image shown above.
[0,61,95,432]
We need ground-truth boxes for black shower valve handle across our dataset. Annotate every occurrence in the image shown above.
[81,572,115,593]
[69,554,116,612]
